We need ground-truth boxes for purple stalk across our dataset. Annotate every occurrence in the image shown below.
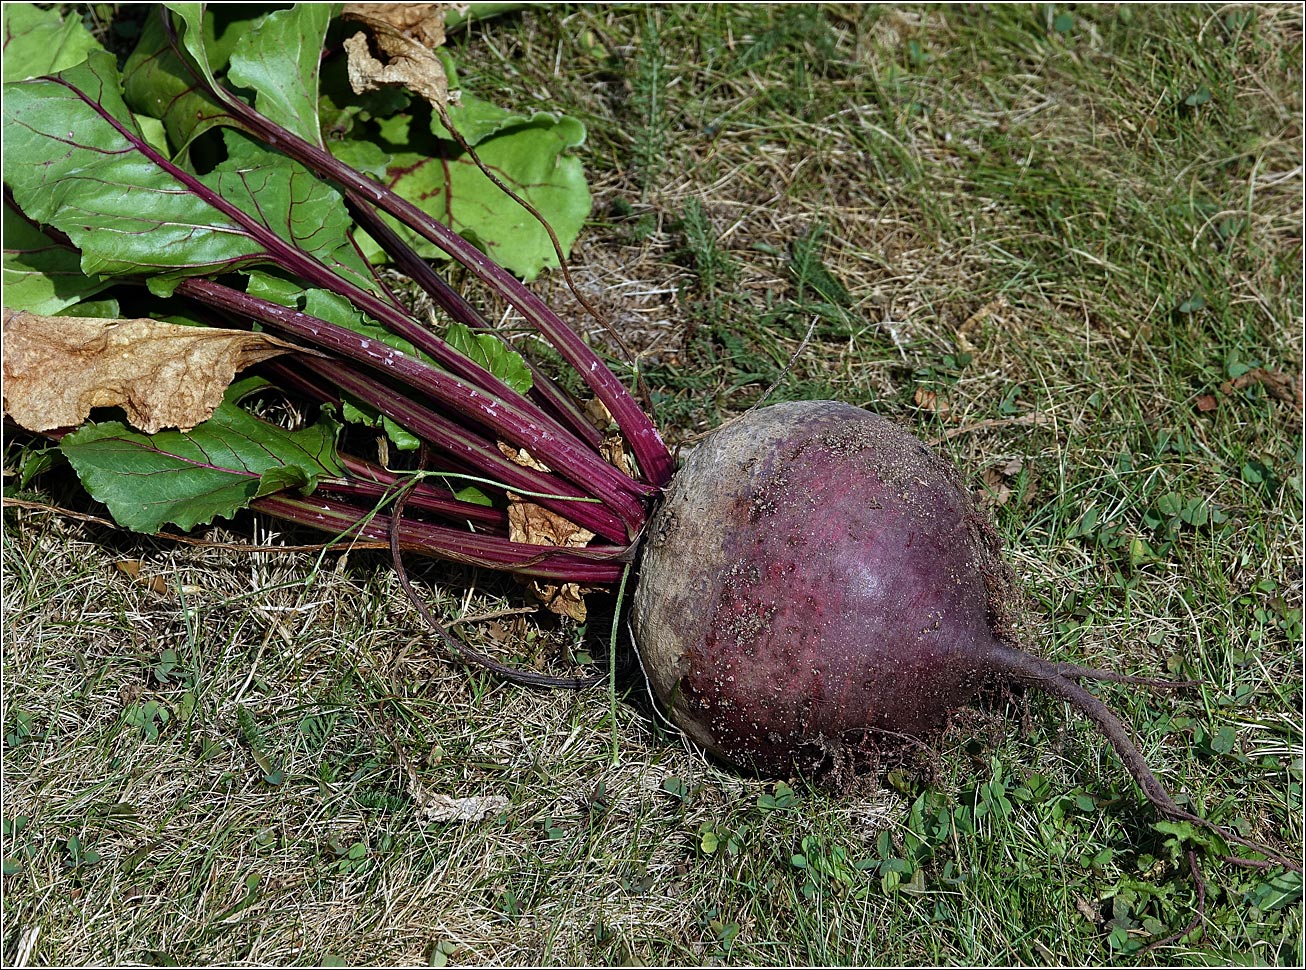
[157,28,676,486]
[343,192,605,450]
[328,457,507,529]
[299,355,630,541]
[48,73,654,519]
[254,492,630,582]
[176,278,648,538]
[301,117,678,486]
[258,353,611,534]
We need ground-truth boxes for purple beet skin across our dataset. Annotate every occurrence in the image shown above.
[632,399,1019,774]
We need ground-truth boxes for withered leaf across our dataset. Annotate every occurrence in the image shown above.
[601,434,635,478]
[913,386,951,418]
[1074,896,1102,924]
[1219,367,1301,409]
[528,580,590,623]
[342,6,451,113]
[979,466,1013,509]
[583,397,613,429]
[977,458,1030,510]
[498,442,552,472]
[958,296,1008,337]
[507,496,595,621]
[508,499,595,550]
[114,559,169,595]
[2,308,304,434]
[416,792,509,825]
[342,3,452,49]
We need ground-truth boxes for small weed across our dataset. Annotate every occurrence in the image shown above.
[755,781,798,813]
[428,940,459,967]
[790,834,864,899]
[698,821,746,857]
[64,833,102,870]
[2,816,36,874]
[678,200,737,300]
[628,9,669,196]
[661,776,689,804]
[236,705,283,785]
[3,441,62,493]
[5,710,36,747]
[123,700,170,741]
[497,888,521,920]
[329,839,370,875]
[151,648,179,684]
[786,225,859,337]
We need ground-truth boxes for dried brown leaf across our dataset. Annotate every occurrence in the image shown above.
[913,386,951,417]
[977,458,1030,510]
[342,6,451,112]
[507,499,595,550]
[114,559,169,595]
[978,466,1012,508]
[1219,368,1302,409]
[1075,896,1102,924]
[601,435,635,478]
[342,3,452,48]
[498,442,552,472]
[583,397,614,429]
[527,580,589,623]
[1,308,303,434]
[506,497,595,621]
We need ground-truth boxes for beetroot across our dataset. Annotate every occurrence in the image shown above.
[633,400,1014,774]
[631,401,1298,871]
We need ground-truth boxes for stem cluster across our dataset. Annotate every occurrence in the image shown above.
[141,9,673,580]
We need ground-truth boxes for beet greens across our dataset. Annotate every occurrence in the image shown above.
[4,9,669,575]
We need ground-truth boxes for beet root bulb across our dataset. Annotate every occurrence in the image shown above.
[632,400,1019,775]
[631,400,1298,872]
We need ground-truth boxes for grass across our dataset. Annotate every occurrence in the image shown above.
[3,3,1303,965]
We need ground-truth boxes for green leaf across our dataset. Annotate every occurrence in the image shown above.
[1,3,104,81]
[243,274,434,452]
[445,322,533,395]
[453,485,493,507]
[161,3,231,90]
[4,54,229,280]
[661,777,688,801]
[4,61,369,295]
[328,137,394,179]
[1248,870,1302,912]
[246,273,532,410]
[59,397,342,534]
[121,10,245,152]
[227,4,334,146]
[1153,818,1232,856]
[367,118,591,280]
[2,202,114,314]
[436,52,552,147]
